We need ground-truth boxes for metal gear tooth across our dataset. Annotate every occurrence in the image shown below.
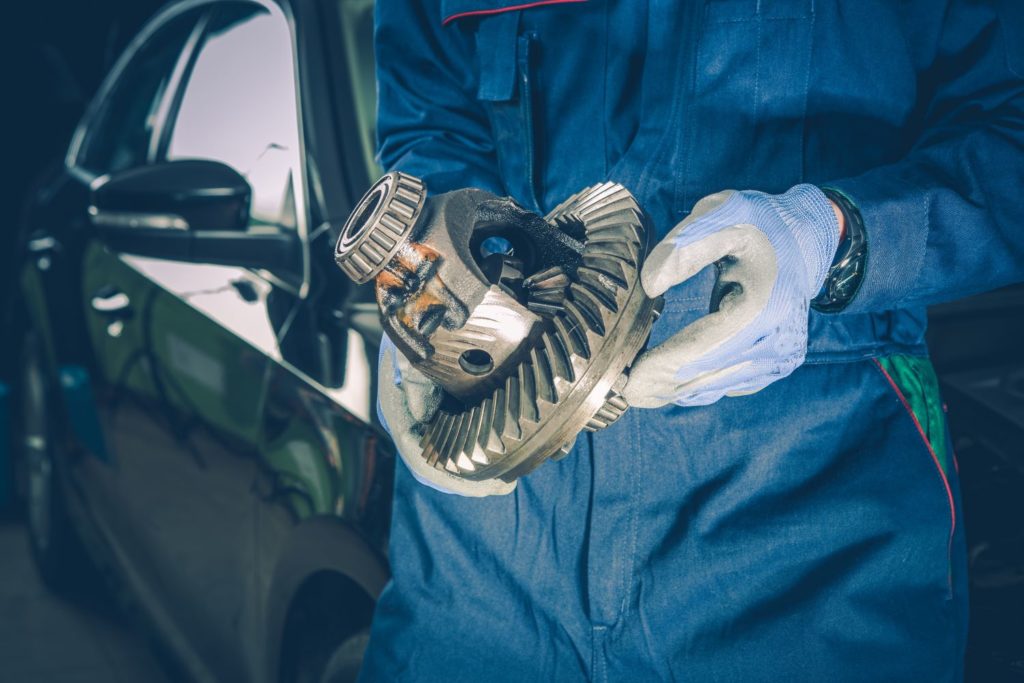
[419,414,444,465]
[525,265,570,315]
[571,183,625,214]
[504,376,523,438]
[584,213,643,238]
[474,393,503,460]
[531,346,557,405]
[577,191,634,218]
[543,186,594,221]
[436,412,465,471]
[526,301,564,316]
[450,411,475,470]
[476,397,493,449]
[491,387,507,442]
[543,330,574,384]
[585,239,641,266]
[524,265,570,289]
[530,289,568,303]
[470,442,492,466]
[456,451,477,472]
[484,421,505,455]
[581,255,629,287]
[455,409,479,467]
[564,291,606,336]
[585,229,642,248]
[571,279,618,316]
[425,413,455,468]
[579,198,639,222]
[461,406,484,461]
[552,311,590,359]
[519,361,540,421]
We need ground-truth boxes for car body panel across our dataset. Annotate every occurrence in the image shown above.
[17,0,393,680]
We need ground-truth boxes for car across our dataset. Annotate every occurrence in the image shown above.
[13,0,1024,681]
[12,0,391,680]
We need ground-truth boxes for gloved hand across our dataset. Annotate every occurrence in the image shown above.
[623,185,841,408]
[378,333,516,497]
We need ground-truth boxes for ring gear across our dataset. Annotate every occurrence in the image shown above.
[335,173,662,484]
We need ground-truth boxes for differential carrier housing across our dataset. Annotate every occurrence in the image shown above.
[335,172,661,483]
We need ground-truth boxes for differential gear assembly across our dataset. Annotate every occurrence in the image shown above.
[335,172,661,483]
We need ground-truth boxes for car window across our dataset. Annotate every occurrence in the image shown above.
[338,0,380,179]
[165,4,300,232]
[77,9,204,175]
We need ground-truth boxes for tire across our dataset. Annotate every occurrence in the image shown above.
[286,622,370,683]
[279,575,374,683]
[17,330,90,593]
[319,629,370,683]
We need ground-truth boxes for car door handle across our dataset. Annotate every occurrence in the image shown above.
[27,234,60,271]
[91,287,133,318]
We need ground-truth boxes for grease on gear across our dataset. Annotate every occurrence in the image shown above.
[335,172,662,483]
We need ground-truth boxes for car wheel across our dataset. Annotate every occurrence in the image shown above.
[19,331,89,592]
[319,629,370,683]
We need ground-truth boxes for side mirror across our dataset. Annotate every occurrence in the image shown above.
[89,159,298,271]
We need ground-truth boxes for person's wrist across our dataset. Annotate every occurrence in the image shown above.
[769,184,842,290]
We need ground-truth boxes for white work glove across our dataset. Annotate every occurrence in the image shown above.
[623,185,841,408]
[378,333,516,497]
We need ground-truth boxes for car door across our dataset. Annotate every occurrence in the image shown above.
[76,2,307,679]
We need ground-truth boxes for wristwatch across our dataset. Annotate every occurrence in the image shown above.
[812,187,867,313]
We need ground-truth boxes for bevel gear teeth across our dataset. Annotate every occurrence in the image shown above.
[583,390,630,432]
[525,265,571,314]
[334,171,426,284]
[417,182,660,482]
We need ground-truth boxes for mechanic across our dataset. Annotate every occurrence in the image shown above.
[359,1,1024,680]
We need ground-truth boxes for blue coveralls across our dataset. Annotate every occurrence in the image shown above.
[360,1,1024,680]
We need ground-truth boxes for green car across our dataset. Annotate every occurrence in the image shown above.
[13,1,390,680]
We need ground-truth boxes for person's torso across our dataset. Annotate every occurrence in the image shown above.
[441,0,947,360]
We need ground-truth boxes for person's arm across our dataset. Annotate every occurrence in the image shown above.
[827,1,1024,313]
[375,0,503,194]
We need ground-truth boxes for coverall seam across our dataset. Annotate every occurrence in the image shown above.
[616,408,643,624]
[802,343,929,365]
[602,3,610,178]
[442,0,588,26]
[750,9,761,191]
[870,358,955,598]
[673,4,702,219]
[798,2,815,182]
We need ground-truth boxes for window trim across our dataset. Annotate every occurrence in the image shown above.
[147,11,212,163]
[66,0,213,183]
[67,0,312,299]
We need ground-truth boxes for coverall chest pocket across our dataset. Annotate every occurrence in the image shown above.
[676,0,815,215]
[466,11,543,211]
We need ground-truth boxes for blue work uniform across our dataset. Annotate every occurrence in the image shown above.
[360,1,1024,680]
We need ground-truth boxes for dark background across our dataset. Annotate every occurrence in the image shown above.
[5,1,1024,681]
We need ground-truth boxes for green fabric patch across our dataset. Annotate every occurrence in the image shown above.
[878,355,950,475]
